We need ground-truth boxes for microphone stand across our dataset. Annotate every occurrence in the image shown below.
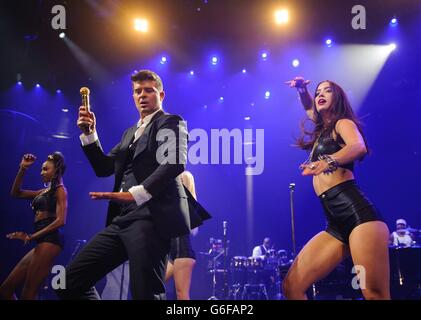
[289,183,296,257]
[223,221,228,299]
[68,239,86,266]
[289,183,317,298]
[208,250,225,300]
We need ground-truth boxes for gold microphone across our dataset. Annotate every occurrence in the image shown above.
[80,87,91,112]
[80,87,91,134]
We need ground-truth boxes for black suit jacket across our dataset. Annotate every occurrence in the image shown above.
[82,110,191,239]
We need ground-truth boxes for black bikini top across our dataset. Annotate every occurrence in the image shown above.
[310,130,354,172]
[31,186,61,214]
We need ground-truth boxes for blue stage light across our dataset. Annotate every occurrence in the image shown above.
[261,52,268,60]
[325,39,333,47]
[389,17,398,27]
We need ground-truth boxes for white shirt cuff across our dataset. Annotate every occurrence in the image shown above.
[80,131,98,146]
[128,185,152,206]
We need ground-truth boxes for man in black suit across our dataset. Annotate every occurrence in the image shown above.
[56,70,190,300]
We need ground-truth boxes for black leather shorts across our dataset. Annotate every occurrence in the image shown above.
[34,217,64,249]
[169,234,196,262]
[319,179,384,244]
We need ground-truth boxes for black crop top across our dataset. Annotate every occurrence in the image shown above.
[310,130,354,172]
[31,187,59,214]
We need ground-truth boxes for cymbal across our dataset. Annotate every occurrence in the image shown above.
[397,228,421,233]
[208,269,228,274]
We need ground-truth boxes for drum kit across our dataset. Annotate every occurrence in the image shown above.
[200,219,421,300]
[199,232,294,300]
[227,250,292,300]
[202,233,421,300]
[201,247,292,300]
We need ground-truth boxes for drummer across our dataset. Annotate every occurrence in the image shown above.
[389,219,414,247]
[252,237,273,259]
[207,238,225,271]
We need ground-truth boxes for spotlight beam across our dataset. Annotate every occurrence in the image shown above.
[312,44,397,110]
[62,36,111,84]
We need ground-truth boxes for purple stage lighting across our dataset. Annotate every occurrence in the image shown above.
[389,17,398,27]
[325,39,333,47]
[261,52,268,60]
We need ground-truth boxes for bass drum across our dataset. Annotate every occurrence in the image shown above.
[230,256,249,285]
[247,256,266,270]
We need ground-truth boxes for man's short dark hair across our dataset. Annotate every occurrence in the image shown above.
[131,70,163,91]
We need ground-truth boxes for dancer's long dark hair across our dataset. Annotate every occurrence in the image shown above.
[46,151,66,189]
[296,80,369,155]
